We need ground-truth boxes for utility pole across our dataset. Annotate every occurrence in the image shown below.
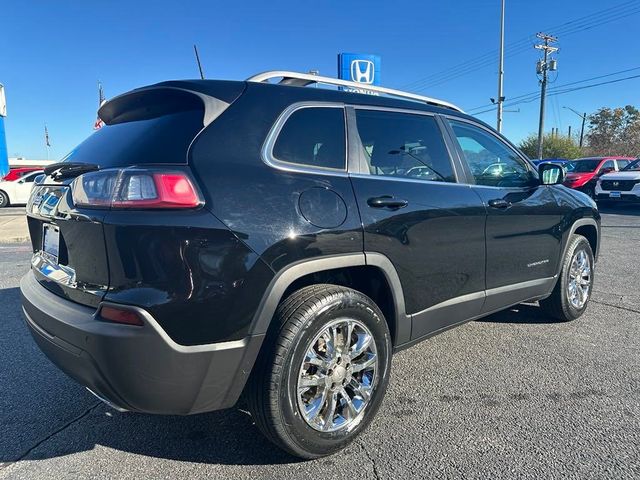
[563,106,587,147]
[568,125,572,138]
[496,0,506,133]
[535,33,558,159]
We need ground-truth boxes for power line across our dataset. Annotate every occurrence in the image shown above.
[467,65,640,112]
[404,1,640,91]
[401,0,640,92]
[412,5,640,91]
[471,72,640,115]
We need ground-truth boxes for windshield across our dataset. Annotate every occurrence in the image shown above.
[622,159,640,171]
[566,159,601,173]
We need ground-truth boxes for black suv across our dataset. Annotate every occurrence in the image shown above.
[20,71,600,459]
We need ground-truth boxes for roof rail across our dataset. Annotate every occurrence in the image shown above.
[246,71,464,113]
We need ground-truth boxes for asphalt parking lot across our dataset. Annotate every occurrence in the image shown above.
[0,205,639,479]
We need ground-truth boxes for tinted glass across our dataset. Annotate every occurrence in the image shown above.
[273,107,346,170]
[616,159,631,169]
[599,160,615,173]
[355,110,455,182]
[566,159,601,172]
[449,120,534,187]
[622,159,640,171]
[61,110,204,167]
[22,172,41,183]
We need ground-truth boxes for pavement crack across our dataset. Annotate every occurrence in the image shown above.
[359,441,381,480]
[591,299,640,315]
[0,402,101,471]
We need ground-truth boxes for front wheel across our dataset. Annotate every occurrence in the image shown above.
[246,284,392,459]
[539,234,594,321]
[0,191,9,208]
[582,184,596,200]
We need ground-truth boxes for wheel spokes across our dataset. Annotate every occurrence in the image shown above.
[351,353,376,373]
[297,318,378,433]
[351,332,373,358]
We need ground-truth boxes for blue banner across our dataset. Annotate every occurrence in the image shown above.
[0,117,8,177]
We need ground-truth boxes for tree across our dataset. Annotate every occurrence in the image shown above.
[518,133,582,160]
[585,106,640,156]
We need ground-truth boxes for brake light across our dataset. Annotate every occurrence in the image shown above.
[71,168,203,209]
[99,305,144,326]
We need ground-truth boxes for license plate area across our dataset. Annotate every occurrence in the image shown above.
[609,191,621,198]
[42,224,60,264]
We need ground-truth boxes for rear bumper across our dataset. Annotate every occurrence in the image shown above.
[20,271,264,415]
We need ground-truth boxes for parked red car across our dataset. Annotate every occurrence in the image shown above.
[1,167,42,181]
[563,157,635,198]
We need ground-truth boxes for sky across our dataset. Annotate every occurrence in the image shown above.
[1,0,640,160]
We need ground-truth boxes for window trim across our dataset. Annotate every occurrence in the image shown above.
[261,101,348,176]
[345,105,463,184]
[442,115,539,189]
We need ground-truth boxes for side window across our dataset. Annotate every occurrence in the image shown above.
[354,110,456,182]
[448,120,535,188]
[599,160,615,173]
[272,107,346,170]
[616,159,630,170]
[22,173,39,183]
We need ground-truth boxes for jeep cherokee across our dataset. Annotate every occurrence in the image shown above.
[20,71,600,459]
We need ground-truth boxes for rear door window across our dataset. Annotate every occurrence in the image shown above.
[354,109,456,182]
[272,107,346,170]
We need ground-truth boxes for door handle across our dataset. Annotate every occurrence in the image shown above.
[367,196,409,209]
[488,198,511,209]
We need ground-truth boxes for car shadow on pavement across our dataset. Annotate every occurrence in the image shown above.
[0,285,302,467]
[477,303,559,324]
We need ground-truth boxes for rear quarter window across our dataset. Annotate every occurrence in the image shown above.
[271,107,346,170]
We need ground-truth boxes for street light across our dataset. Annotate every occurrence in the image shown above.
[563,106,587,148]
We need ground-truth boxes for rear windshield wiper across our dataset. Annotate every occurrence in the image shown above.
[44,162,100,180]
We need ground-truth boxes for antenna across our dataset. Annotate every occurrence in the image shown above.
[193,44,205,80]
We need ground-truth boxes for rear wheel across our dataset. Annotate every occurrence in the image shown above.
[0,191,9,208]
[246,284,392,459]
[540,234,594,321]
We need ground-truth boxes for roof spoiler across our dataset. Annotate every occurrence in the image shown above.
[98,86,231,127]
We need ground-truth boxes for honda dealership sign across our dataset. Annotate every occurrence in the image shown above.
[338,53,381,94]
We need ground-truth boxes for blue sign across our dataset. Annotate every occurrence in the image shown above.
[338,53,381,87]
[0,85,7,177]
[0,118,7,178]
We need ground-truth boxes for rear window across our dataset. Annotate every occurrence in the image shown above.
[61,109,204,168]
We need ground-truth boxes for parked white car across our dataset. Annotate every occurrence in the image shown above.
[0,170,43,208]
[595,158,640,204]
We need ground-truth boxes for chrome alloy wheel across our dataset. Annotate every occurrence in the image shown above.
[297,318,378,432]
[567,249,591,309]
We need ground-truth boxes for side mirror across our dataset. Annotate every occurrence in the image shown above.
[539,163,566,185]
[599,167,614,175]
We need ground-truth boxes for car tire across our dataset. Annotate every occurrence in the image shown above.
[246,284,392,459]
[0,191,9,208]
[539,234,594,321]
[582,184,595,199]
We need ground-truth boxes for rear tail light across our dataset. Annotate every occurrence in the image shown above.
[99,305,144,326]
[71,168,203,209]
